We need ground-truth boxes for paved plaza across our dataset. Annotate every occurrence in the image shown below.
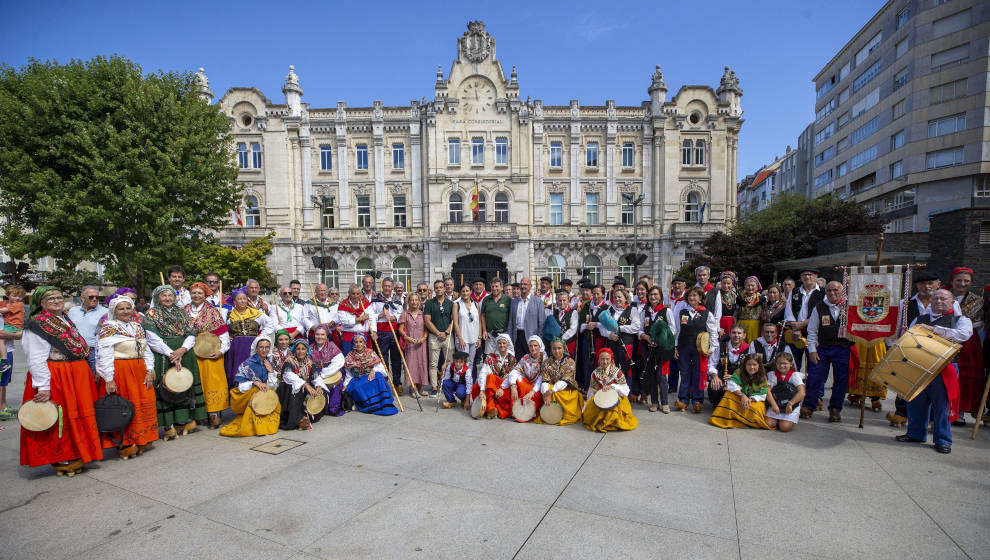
[1,346,988,560]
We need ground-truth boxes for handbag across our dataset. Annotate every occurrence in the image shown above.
[93,393,134,447]
[771,381,799,408]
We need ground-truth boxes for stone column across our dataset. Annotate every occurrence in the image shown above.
[411,102,423,227]
[373,101,385,227]
[301,117,314,226]
[605,100,617,225]
[569,100,581,223]
[642,126,653,224]
[532,114,544,224]
[336,102,349,227]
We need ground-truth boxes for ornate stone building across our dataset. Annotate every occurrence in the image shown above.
[204,21,743,290]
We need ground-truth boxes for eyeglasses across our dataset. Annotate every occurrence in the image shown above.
[84,295,98,299]
[280,292,291,296]
[205,280,219,285]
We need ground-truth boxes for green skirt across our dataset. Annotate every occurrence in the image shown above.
[155,334,207,426]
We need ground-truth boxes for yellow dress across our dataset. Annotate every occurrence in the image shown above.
[198,356,230,413]
[219,387,281,437]
[583,395,638,432]
[847,342,887,399]
[710,391,772,429]
[536,388,586,425]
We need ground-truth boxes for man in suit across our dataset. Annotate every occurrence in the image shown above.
[507,276,545,358]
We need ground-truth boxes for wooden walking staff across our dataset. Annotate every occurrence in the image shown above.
[159,272,166,286]
[384,312,422,411]
[972,374,990,439]
[365,315,404,413]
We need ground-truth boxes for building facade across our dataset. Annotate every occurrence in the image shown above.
[810,0,990,232]
[205,22,743,290]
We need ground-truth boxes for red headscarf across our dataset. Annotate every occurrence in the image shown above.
[188,281,212,297]
[950,267,974,280]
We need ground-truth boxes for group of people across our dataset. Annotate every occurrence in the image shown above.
[6,261,987,476]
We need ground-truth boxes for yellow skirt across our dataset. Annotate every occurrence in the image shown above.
[709,392,772,429]
[737,319,761,343]
[583,396,638,432]
[536,388,586,426]
[219,387,281,437]
[198,356,229,413]
[848,342,887,399]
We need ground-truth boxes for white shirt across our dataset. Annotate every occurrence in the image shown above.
[514,295,531,330]
[269,299,307,334]
[909,313,973,344]
[337,300,378,334]
[726,377,767,402]
[555,307,579,341]
[748,336,781,364]
[96,323,156,382]
[454,298,479,343]
[186,303,231,354]
[784,285,820,323]
[441,362,474,388]
[709,340,746,375]
[303,299,338,333]
[673,306,719,355]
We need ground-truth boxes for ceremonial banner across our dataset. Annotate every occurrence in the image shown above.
[843,265,904,348]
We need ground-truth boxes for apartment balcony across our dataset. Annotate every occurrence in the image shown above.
[439,221,518,248]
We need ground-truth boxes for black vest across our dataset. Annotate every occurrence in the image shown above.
[813,300,851,348]
[677,308,710,349]
[906,297,926,326]
[915,312,958,330]
[557,308,577,344]
[752,338,782,364]
[616,305,637,346]
[790,287,823,323]
[718,341,746,377]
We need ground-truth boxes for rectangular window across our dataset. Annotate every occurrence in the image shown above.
[933,9,970,38]
[855,32,883,66]
[931,44,968,70]
[896,38,908,59]
[974,175,990,198]
[393,195,406,227]
[839,88,850,105]
[815,146,835,167]
[852,88,880,118]
[236,143,248,168]
[851,172,877,194]
[888,187,916,211]
[926,146,964,169]
[550,142,562,168]
[251,143,262,168]
[356,195,371,227]
[816,98,837,122]
[392,144,404,169]
[814,122,836,146]
[586,142,599,167]
[837,161,849,177]
[853,59,883,92]
[851,117,879,146]
[839,62,851,81]
[929,114,966,138]
[585,193,599,225]
[850,144,879,170]
[471,138,484,165]
[896,8,910,30]
[837,136,850,152]
[816,75,836,100]
[838,111,850,128]
[893,68,908,90]
[320,145,333,170]
[621,143,634,168]
[892,99,907,120]
[621,193,634,225]
[322,199,335,229]
[549,193,563,225]
[448,138,461,165]
[890,160,904,179]
[495,138,507,164]
[930,78,967,104]
[891,130,906,150]
[356,144,368,170]
[814,169,833,189]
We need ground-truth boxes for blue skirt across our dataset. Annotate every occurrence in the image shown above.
[346,374,398,416]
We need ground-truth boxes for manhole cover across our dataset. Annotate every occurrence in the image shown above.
[250,438,305,455]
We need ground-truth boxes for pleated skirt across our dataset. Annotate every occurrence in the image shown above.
[20,363,102,467]
[219,387,281,437]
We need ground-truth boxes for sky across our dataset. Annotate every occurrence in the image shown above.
[0,0,886,178]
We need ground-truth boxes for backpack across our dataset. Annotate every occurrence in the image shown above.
[93,393,134,447]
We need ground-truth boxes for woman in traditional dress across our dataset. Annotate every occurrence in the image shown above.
[310,325,347,417]
[270,329,292,372]
[97,287,142,325]
[537,338,585,425]
[144,285,206,439]
[278,339,325,430]
[96,296,158,459]
[20,286,102,476]
[714,272,739,337]
[582,348,638,432]
[225,289,274,386]
[640,285,675,413]
[220,336,281,437]
[761,283,786,326]
[342,334,398,416]
[607,288,642,401]
[494,335,545,421]
[186,281,230,429]
[950,266,985,425]
[472,333,516,419]
[451,284,480,366]
[709,354,771,429]
[736,276,765,343]
[765,352,806,433]
[399,292,429,396]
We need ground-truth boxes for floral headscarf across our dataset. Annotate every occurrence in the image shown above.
[143,285,193,337]
[344,333,381,372]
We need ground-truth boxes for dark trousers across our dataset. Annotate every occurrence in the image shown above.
[376,331,403,386]
[788,345,807,372]
[802,345,850,412]
[442,379,467,404]
[667,358,680,393]
[677,345,706,404]
[906,371,952,446]
[641,349,669,406]
[514,329,528,361]
[708,387,725,407]
[894,396,908,416]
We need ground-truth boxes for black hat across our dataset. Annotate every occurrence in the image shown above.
[672,276,688,284]
[613,276,627,286]
[554,288,569,295]
[511,282,521,288]
[472,278,485,285]
[539,276,553,283]
[577,279,592,289]
[452,350,469,360]
[914,270,940,283]
[560,278,573,287]
[799,267,822,276]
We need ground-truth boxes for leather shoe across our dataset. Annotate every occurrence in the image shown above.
[895,434,923,443]
[934,444,951,454]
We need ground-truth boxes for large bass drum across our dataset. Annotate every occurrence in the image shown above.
[870,325,962,401]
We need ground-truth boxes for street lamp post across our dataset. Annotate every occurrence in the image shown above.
[311,195,329,284]
[631,194,646,281]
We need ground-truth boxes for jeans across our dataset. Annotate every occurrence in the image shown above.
[677,345,706,404]
[802,345,850,412]
[442,378,467,403]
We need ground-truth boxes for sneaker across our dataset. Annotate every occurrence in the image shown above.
[661,405,670,414]
[0,362,10,374]
[428,390,439,398]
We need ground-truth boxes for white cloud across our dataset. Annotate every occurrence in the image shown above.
[571,13,628,40]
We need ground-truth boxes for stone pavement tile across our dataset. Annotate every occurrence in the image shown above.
[324,425,474,476]
[412,438,591,506]
[0,444,77,512]
[192,457,408,549]
[738,540,837,560]
[0,473,178,560]
[274,417,388,458]
[917,497,990,560]
[597,415,730,471]
[304,479,547,560]
[516,506,739,560]
[732,471,968,560]
[478,419,604,454]
[85,434,307,509]
[83,510,294,560]
[556,454,736,540]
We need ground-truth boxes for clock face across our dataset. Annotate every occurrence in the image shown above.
[459,77,495,115]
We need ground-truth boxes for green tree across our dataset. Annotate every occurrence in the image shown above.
[177,233,278,292]
[0,55,240,297]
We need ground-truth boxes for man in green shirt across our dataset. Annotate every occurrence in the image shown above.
[424,279,453,396]
[480,278,512,357]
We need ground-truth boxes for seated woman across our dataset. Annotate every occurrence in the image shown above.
[278,339,325,430]
[583,348,638,432]
[537,338,585,425]
[96,296,159,459]
[342,334,398,416]
[709,354,772,429]
[472,333,516,419]
[494,335,545,422]
[270,330,292,372]
[309,325,347,417]
[220,337,281,437]
[766,352,806,433]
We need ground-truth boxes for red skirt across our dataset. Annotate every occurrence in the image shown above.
[956,333,986,414]
[493,377,543,421]
[719,316,735,335]
[20,362,102,467]
[470,374,504,415]
[97,359,159,448]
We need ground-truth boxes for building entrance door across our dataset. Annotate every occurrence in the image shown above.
[451,254,509,287]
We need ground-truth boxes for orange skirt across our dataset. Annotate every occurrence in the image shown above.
[20,362,102,467]
[470,374,504,415]
[493,377,544,422]
[98,359,159,448]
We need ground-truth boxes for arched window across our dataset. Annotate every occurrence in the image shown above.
[324,258,339,289]
[449,192,463,223]
[244,196,260,227]
[681,139,692,165]
[355,257,374,284]
[684,193,701,223]
[694,139,706,166]
[475,192,486,222]
[392,257,411,292]
[583,254,602,286]
[547,254,566,288]
[618,255,634,287]
[494,192,509,223]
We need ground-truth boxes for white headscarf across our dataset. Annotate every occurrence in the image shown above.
[106,296,136,325]
[496,333,515,357]
[527,335,546,359]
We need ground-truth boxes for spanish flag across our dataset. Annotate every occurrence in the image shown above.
[470,177,480,221]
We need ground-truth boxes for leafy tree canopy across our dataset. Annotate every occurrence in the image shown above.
[174,234,278,293]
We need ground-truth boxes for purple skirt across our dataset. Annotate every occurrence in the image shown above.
[325,382,347,417]
[225,336,255,386]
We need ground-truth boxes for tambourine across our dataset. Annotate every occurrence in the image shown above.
[163,366,194,393]
[539,401,564,425]
[593,388,619,410]
[511,399,537,422]
[470,395,486,419]
[304,393,326,416]
[193,332,221,358]
[18,400,60,432]
[249,389,278,416]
